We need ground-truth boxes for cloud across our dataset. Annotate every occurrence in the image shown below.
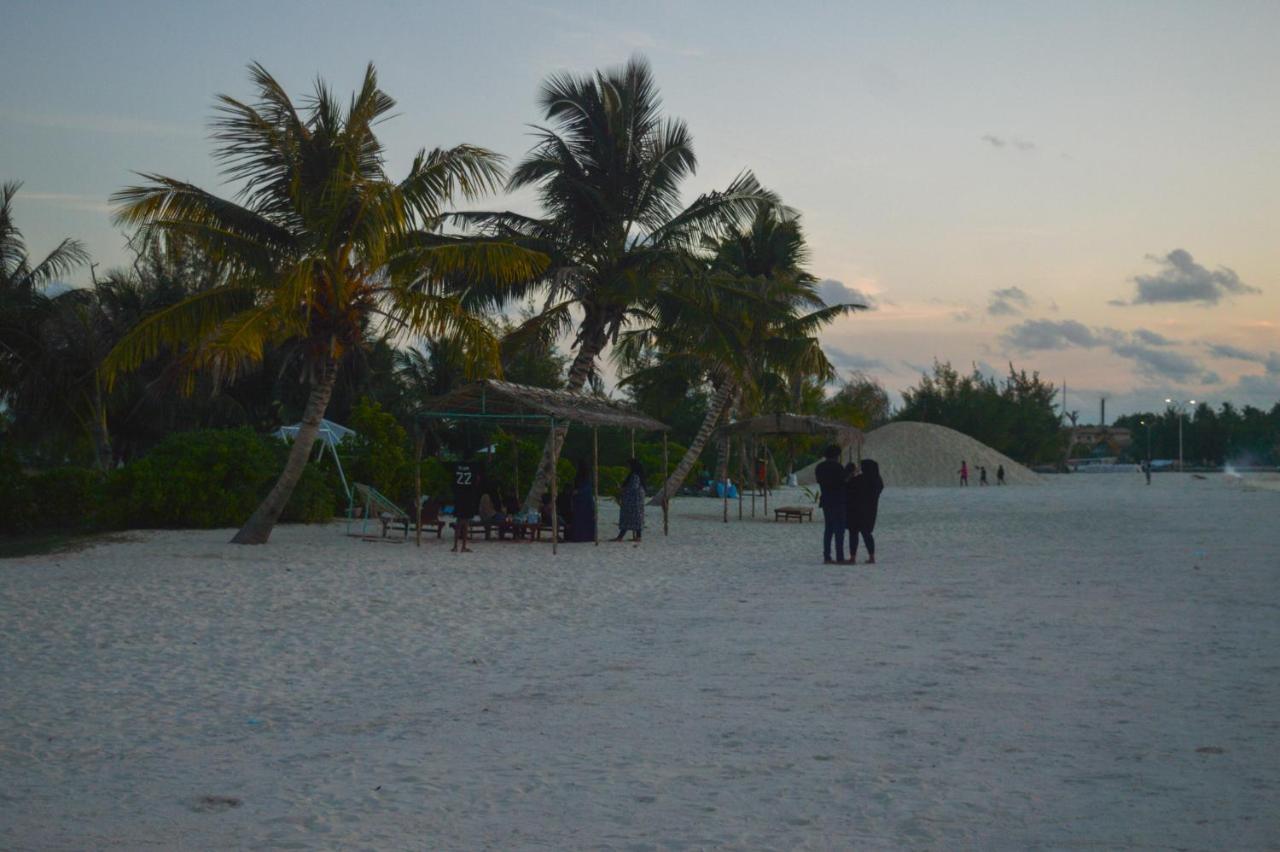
[1120,249,1260,305]
[1109,343,1205,383]
[1002,318,1215,383]
[1,109,198,137]
[981,134,1036,151]
[816,279,874,309]
[19,192,113,214]
[1131,328,1174,346]
[1205,344,1280,375]
[826,347,885,372]
[1001,319,1108,350]
[987,286,1032,317]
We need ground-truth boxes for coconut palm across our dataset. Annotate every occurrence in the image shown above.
[459,56,776,505]
[0,181,92,413]
[622,209,864,504]
[104,63,546,544]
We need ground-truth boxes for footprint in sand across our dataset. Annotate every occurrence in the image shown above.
[191,794,241,813]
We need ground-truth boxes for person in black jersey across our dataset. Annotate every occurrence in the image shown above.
[451,450,485,553]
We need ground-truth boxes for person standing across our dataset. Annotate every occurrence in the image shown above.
[958,460,969,486]
[568,464,596,542]
[814,444,848,564]
[451,450,485,553]
[979,466,988,486]
[1142,459,1152,485]
[614,458,646,542]
[996,464,1006,485]
[847,458,885,564]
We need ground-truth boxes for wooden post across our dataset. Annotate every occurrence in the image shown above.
[414,427,423,548]
[549,418,557,555]
[662,430,669,537]
[592,425,600,546]
[737,437,745,521]
[630,428,635,458]
[722,436,730,523]
[513,430,520,506]
[750,439,756,519]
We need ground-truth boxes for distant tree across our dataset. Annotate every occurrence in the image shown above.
[896,360,1063,464]
[823,371,892,429]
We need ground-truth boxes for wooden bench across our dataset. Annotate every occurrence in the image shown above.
[774,506,813,523]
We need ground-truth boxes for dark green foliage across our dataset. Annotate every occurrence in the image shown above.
[597,465,628,499]
[1114,401,1280,466]
[897,361,1064,464]
[100,429,334,529]
[28,468,105,529]
[0,449,36,533]
[347,398,412,500]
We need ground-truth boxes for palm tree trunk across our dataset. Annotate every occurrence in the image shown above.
[521,335,603,507]
[648,377,737,506]
[231,358,338,545]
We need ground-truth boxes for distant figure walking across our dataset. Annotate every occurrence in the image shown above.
[979,466,988,486]
[846,459,885,564]
[996,464,1006,485]
[614,458,645,542]
[814,444,848,564]
[958,460,969,486]
[1142,459,1152,485]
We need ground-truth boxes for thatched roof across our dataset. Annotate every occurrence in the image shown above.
[716,413,863,445]
[417,380,669,431]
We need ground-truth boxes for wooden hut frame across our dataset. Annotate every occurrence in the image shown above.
[714,414,864,523]
[414,380,671,553]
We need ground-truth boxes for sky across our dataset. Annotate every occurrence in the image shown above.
[3,0,1277,419]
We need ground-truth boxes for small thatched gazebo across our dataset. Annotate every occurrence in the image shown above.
[714,413,864,522]
[415,380,671,552]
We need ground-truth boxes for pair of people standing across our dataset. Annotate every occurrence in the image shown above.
[814,445,885,565]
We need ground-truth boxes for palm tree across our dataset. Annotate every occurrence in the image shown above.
[0,181,91,414]
[104,63,546,544]
[623,209,863,505]
[460,56,776,505]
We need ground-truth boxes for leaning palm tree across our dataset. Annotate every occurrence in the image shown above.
[460,56,776,505]
[104,63,546,544]
[622,209,863,505]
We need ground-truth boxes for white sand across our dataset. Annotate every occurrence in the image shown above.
[2,474,1277,849]
[798,421,1042,487]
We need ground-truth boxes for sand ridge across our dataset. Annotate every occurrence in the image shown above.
[798,421,1042,487]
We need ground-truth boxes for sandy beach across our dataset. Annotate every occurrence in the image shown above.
[2,473,1277,849]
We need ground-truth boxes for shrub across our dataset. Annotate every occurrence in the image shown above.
[101,428,336,529]
[28,468,104,529]
[348,398,410,498]
[0,449,35,534]
[598,465,628,499]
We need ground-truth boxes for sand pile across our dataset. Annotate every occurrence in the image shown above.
[798,420,1041,487]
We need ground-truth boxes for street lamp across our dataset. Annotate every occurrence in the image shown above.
[1164,398,1197,472]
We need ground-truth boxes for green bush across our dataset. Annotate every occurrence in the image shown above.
[348,398,411,499]
[28,468,104,529]
[598,465,628,499]
[101,428,336,529]
[0,449,35,534]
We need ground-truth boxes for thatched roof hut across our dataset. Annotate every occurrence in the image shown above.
[417,380,669,431]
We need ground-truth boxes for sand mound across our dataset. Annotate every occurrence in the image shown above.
[798,421,1041,487]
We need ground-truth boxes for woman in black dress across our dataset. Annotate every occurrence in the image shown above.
[845,458,884,564]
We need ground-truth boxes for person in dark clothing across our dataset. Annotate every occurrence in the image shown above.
[847,458,884,564]
[996,464,1006,485]
[451,452,486,553]
[979,466,988,486]
[813,444,848,564]
[568,464,596,542]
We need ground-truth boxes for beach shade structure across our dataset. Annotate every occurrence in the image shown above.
[714,414,864,522]
[273,417,356,507]
[414,380,671,553]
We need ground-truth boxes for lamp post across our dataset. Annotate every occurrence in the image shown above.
[1138,418,1153,483]
[1167,399,1192,470]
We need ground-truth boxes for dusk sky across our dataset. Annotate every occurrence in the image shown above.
[3,0,1276,417]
